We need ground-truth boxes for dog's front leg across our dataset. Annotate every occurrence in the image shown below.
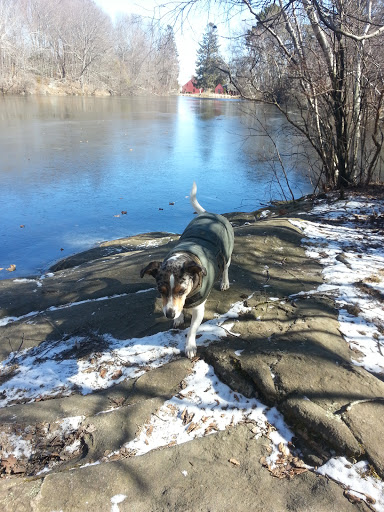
[185,301,206,359]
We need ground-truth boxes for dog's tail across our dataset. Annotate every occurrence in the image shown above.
[190,182,206,214]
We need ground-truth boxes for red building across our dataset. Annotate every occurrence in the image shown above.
[181,78,203,94]
[215,83,224,94]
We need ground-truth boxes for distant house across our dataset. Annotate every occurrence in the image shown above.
[181,78,203,94]
[215,83,224,94]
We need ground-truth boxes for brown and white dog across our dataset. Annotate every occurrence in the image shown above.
[140,182,234,358]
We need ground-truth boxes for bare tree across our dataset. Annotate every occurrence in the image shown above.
[0,0,27,92]
[170,0,384,190]
[114,14,179,95]
[1,0,179,96]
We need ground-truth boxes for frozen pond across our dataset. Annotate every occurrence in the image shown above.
[0,95,313,278]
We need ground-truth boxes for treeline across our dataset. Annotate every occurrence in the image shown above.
[0,0,179,95]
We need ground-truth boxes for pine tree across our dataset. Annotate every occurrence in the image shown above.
[195,23,224,90]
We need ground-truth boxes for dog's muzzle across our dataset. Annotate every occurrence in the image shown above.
[165,307,176,319]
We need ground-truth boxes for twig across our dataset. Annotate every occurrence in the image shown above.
[8,334,25,363]
[218,324,239,337]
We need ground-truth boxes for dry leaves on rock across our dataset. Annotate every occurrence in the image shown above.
[0,420,84,478]
[181,409,195,425]
[260,450,309,480]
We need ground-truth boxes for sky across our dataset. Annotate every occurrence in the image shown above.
[93,0,248,85]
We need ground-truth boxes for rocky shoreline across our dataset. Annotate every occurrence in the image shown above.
[0,191,383,511]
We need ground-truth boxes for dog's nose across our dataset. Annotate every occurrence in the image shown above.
[165,308,176,319]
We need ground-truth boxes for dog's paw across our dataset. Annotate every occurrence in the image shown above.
[185,342,197,359]
[173,313,185,329]
[220,281,230,291]
[185,347,197,359]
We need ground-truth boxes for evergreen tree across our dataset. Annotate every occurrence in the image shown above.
[195,23,224,89]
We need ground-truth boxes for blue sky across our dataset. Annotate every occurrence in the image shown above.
[94,0,248,85]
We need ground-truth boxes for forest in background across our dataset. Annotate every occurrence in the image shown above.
[0,0,180,95]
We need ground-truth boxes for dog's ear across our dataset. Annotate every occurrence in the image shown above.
[183,261,207,276]
[140,261,161,279]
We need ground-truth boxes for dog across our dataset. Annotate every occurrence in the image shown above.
[140,182,234,359]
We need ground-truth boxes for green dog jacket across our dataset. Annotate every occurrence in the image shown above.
[168,212,234,308]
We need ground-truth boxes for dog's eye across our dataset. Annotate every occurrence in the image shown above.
[177,289,185,297]
[159,286,167,295]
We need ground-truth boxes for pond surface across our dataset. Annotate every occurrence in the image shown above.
[0,95,313,279]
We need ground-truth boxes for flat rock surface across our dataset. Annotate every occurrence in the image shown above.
[0,200,382,511]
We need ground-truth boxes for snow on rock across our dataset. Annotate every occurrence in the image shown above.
[291,195,384,374]
[0,299,249,407]
[111,359,295,469]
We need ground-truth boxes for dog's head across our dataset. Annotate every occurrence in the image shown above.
[140,256,206,319]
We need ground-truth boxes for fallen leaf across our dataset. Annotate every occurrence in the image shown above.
[6,264,16,272]
[110,397,125,407]
[365,494,376,504]
[187,422,198,434]
[111,369,123,380]
[344,491,362,504]
[99,368,108,378]
[121,211,127,215]
[20,225,25,228]
[229,458,240,467]
[204,422,219,434]
[181,409,195,425]
[1,455,17,474]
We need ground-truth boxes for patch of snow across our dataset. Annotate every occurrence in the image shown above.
[115,360,294,465]
[288,194,384,511]
[1,434,34,459]
[13,279,38,284]
[317,457,384,512]
[65,439,81,454]
[290,195,384,374]
[110,494,127,512]
[0,299,250,406]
